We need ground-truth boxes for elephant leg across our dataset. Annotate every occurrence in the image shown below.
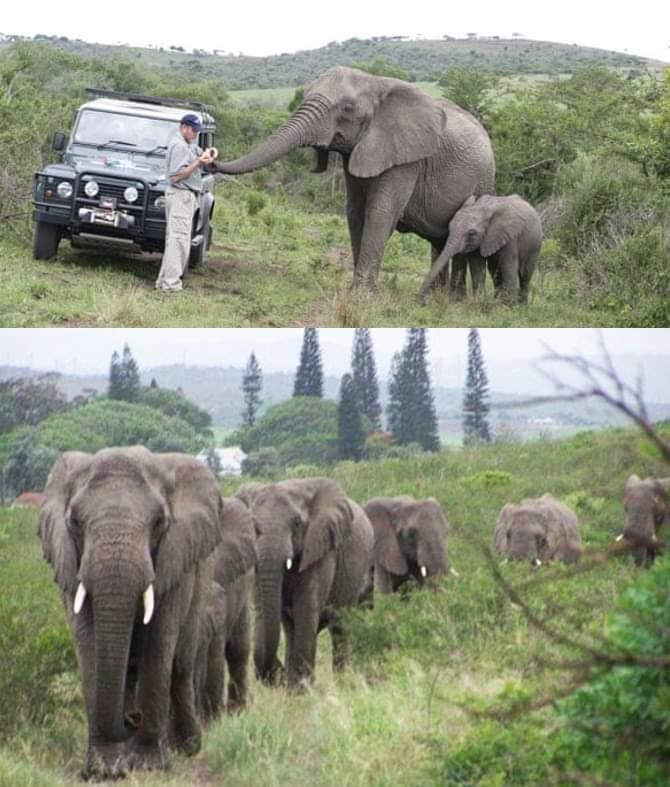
[431,243,449,289]
[204,634,226,721]
[450,256,468,300]
[497,244,520,304]
[519,250,538,304]
[353,167,416,289]
[329,612,349,672]
[225,605,250,712]
[467,252,486,298]
[487,253,503,296]
[344,172,366,273]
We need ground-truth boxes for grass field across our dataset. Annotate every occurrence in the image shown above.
[0,426,666,785]
[0,186,618,328]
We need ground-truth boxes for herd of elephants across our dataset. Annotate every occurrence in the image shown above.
[37,446,668,778]
[209,66,543,302]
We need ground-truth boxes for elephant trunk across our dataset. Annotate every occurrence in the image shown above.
[212,95,331,175]
[84,538,154,743]
[91,592,138,742]
[420,236,460,300]
[254,551,284,682]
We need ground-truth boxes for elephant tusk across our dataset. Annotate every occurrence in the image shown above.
[615,533,624,542]
[286,558,293,570]
[449,567,459,577]
[143,584,155,625]
[420,565,428,577]
[74,582,87,614]
[532,558,542,567]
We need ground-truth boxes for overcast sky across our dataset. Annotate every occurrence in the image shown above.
[4,1,669,62]
[2,327,668,378]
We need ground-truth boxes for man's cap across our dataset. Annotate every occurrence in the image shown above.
[180,113,203,132]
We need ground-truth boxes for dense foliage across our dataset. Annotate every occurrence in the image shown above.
[351,329,382,431]
[241,352,263,427]
[293,328,324,398]
[462,328,491,445]
[337,373,364,462]
[232,396,338,469]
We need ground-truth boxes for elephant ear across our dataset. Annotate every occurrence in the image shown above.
[39,452,92,596]
[154,456,222,596]
[214,497,257,585]
[369,499,409,576]
[480,197,528,259]
[349,80,447,178]
[494,504,515,555]
[300,481,352,573]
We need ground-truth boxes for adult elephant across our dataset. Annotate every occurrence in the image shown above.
[38,447,232,779]
[494,494,582,565]
[236,478,373,688]
[619,474,669,567]
[211,66,495,292]
[363,496,450,594]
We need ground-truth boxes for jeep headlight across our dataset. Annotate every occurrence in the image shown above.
[84,180,99,197]
[124,186,139,203]
[153,196,166,209]
[57,181,73,199]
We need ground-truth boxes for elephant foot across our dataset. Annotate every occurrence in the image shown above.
[83,740,132,781]
[124,737,171,772]
[171,723,202,756]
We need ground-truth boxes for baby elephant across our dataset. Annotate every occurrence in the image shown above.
[495,494,581,565]
[419,194,542,304]
[618,474,669,567]
[364,496,450,594]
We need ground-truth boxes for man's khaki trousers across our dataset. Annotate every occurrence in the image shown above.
[155,188,197,291]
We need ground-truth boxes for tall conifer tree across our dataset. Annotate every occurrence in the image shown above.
[241,352,263,427]
[351,328,382,430]
[293,328,323,398]
[108,351,123,400]
[463,328,491,445]
[337,373,364,461]
[120,343,140,402]
[387,330,440,452]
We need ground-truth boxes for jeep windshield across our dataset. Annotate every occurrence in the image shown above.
[73,110,178,154]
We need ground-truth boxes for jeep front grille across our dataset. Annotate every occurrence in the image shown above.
[77,176,145,207]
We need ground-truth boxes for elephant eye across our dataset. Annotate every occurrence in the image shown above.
[66,510,80,534]
[342,102,354,114]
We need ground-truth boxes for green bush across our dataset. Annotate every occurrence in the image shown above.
[244,190,268,216]
[137,386,213,437]
[554,559,670,786]
[235,397,338,467]
[460,470,514,490]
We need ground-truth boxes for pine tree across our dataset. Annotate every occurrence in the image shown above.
[463,328,491,445]
[293,328,323,398]
[108,351,123,400]
[351,328,382,430]
[241,352,263,427]
[337,373,364,461]
[387,330,440,452]
[120,343,140,402]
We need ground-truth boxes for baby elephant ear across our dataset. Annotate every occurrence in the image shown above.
[480,199,528,259]
[349,80,447,179]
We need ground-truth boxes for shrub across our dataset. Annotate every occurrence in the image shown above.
[460,470,514,490]
[244,190,268,216]
[241,447,282,477]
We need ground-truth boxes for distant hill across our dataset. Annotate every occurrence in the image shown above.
[1,34,663,90]
[3,363,670,441]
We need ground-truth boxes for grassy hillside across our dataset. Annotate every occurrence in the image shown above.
[1,34,660,89]
[0,426,667,785]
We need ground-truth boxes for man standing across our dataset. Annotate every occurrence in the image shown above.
[155,114,212,292]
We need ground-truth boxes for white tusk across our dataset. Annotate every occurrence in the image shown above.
[286,558,293,570]
[615,534,624,542]
[532,558,542,567]
[143,584,155,625]
[450,567,459,577]
[74,582,87,614]
[420,565,427,578]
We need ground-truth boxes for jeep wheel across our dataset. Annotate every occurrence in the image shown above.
[33,222,61,260]
[188,220,210,270]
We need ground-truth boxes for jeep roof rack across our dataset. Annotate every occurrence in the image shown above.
[84,88,211,116]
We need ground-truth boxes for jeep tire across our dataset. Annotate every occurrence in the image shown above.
[188,219,210,270]
[33,221,60,260]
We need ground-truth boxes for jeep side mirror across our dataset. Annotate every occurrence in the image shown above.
[52,132,66,152]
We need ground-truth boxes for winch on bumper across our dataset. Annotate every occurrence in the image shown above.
[78,196,136,229]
